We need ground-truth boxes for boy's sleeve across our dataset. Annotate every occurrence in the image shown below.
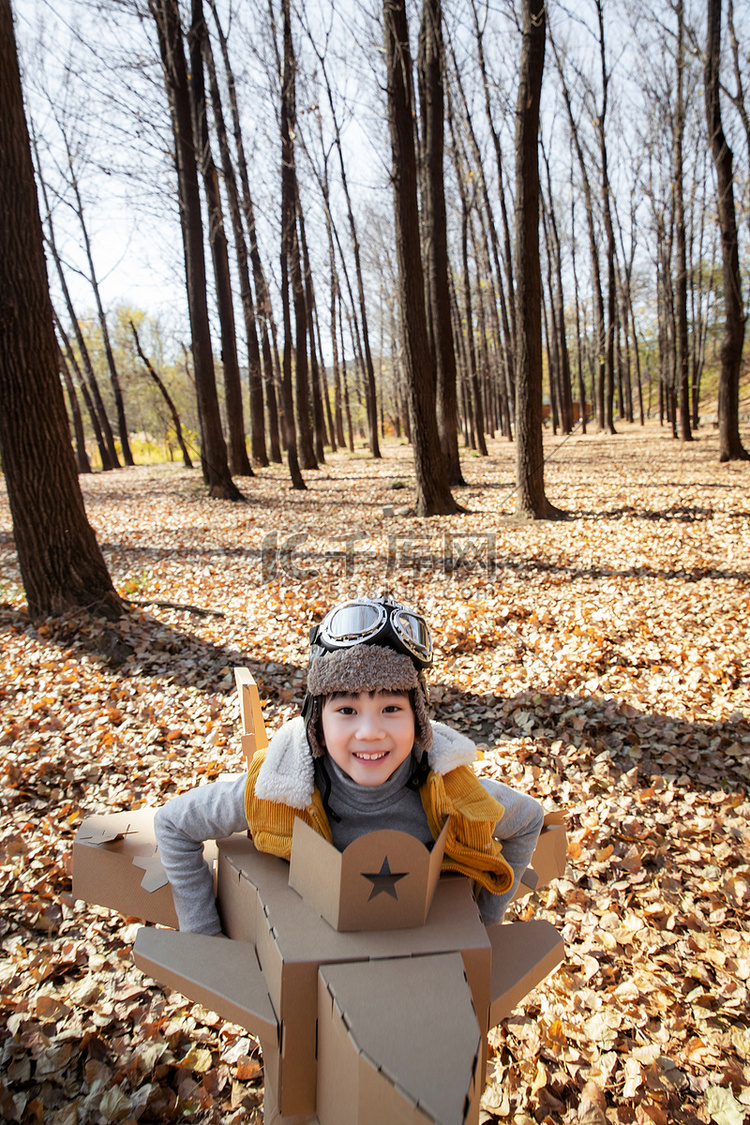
[476,778,544,925]
[154,775,248,934]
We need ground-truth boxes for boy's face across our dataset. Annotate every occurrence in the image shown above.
[320,691,416,787]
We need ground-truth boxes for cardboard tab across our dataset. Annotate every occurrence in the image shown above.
[134,927,279,1043]
[289,820,450,932]
[486,919,564,1029]
[235,668,269,762]
[317,953,482,1125]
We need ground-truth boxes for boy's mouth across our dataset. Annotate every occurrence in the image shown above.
[353,751,389,761]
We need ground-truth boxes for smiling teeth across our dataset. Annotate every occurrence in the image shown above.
[355,752,387,760]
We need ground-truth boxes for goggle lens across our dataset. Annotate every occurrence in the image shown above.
[324,602,385,642]
[394,611,431,654]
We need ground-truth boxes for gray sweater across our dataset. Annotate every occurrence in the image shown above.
[154,718,544,933]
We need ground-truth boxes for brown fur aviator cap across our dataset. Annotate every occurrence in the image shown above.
[306,644,432,758]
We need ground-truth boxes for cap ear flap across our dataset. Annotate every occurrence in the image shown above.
[306,696,326,758]
[411,686,432,754]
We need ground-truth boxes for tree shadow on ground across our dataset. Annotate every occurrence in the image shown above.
[3,603,747,804]
[431,684,750,802]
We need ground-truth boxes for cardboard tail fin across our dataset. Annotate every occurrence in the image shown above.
[317,953,482,1125]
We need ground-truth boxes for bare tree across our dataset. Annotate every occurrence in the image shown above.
[673,0,692,441]
[0,0,122,617]
[705,0,748,462]
[418,0,464,484]
[382,0,459,515]
[149,0,241,498]
[513,0,563,520]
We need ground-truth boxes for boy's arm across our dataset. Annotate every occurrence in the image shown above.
[154,775,248,935]
[477,778,544,925]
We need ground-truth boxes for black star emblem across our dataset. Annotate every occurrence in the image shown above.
[362,856,408,901]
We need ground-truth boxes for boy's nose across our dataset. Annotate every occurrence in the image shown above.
[355,715,384,740]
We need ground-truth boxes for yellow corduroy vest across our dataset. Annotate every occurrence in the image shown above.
[244,749,514,896]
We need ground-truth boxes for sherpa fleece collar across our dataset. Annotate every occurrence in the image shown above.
[252,716,477,810]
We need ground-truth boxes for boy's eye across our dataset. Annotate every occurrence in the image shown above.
[336,706,356,715]
[383,704,403,714]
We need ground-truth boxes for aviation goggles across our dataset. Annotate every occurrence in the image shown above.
[311,599,433,669]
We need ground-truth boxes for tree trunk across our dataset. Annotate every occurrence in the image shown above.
[203,31,267,467]
[278,0,307,489]
[673,0,692,442]
[189,0,252,478]
[314,51,380,459]
[418,0,464,485]
[705,0,748,461]
[551,34,607,434]
[0,0,122,618]
[150,0,242,499]
[513,0,562,520]
[383,0,459,515]
[210,0,281,464]
[53,309,112,470]
[32,143,120,471]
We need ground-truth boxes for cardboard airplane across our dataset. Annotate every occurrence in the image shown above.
[73,669,567,1125]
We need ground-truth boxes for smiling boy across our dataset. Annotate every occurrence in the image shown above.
[155,597,544,935]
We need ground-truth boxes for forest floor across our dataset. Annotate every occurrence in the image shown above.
[1,420,749,1125]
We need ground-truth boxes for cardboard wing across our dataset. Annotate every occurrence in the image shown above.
[486,918,564,1029]
[72,807,180,928]
[289,818,450,931]
[133,927,278,1043]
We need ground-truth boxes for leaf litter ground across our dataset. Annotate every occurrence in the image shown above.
[0,423,749,1125]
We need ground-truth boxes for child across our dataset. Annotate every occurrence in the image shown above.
[154,596,544,934]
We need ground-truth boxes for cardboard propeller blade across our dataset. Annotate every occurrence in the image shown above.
[134,927,278,1043]
[317,953,482,1125]
[486,919,564,1029]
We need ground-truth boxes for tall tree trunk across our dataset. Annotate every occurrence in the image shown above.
[514,0,562,520]
[278,0,307,489]
[313,50,380,458]
[203,32,267,467]
[150,0,241,499]
[31,141,119,471]
[551,34,607,434]
[594,0,617,435]
[189,0,252,478]
[298,197,327,461]
[210,0,281,464]
[0,0,122,618]
[570,191,587,433]
[418,0,464,485]
[383,0,459,515]
[673,0,692,442]
[705,0,748,461]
